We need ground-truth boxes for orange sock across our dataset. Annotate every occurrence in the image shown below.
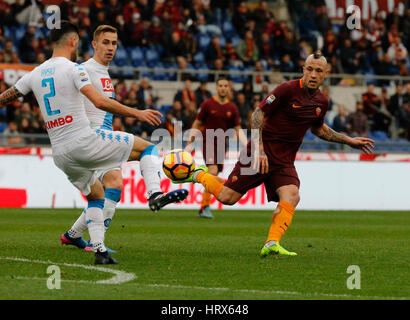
[266,201,295,243]
[201,191,212,209]
[195,172,223,199]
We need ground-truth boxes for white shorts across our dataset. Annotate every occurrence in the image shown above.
[53,129,134,196]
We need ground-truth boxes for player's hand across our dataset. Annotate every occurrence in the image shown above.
[253,146,269,174]
[136,109,162,126]
[348,137,375,154]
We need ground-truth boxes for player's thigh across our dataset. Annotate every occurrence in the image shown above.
[128,135,152,161]
[221,161,266,205]
[53,153,99,198]
[101,169,123,190]
[265,166,300,206]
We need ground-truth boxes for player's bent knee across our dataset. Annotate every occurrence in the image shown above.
[218,187,241,205]
[102,171,123,190]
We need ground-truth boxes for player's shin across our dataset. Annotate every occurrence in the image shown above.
[139,145,162,198]
[266,201,295,244]
[103,188,122,231]
[86,199,107,253]
[194,171,223,199]
[201,191,212,209]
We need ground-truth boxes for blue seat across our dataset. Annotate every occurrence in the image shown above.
[198,35,211,51]
[153,62,167,80]
[145,48,160,67]
[196,64,209,81]
[114,46,129,66]
[228,66,241,83]
[372,130,388,141]
[193,52,205,65]
[222,20,236,38]
[130,47,144,66]
[15,25,27,42]
[0,122,7,134]
[218,35,226,47]
[3,26,13,40]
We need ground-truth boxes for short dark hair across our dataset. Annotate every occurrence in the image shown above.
[216,75,230,84]
[50,20,79,44]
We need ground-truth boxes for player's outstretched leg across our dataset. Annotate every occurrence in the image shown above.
[134,143,189,212]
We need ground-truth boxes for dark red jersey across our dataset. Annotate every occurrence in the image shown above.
[196,97,240,132]
[259,79,329,166]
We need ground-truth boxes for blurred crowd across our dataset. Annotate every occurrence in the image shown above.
[0,0,409,77]
[1,0,410,147]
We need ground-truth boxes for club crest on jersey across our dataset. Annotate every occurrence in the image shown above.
[266,94,276,104]
[227,111,232,117]
[101,78,114,92]
[315,107,321,116]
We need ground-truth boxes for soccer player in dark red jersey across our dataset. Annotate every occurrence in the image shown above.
[176,51,375,256]
[187,76,247,218]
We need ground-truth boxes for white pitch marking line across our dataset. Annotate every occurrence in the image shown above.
[143,283,409,300]
[2,257,408,300]
[0,256,136,285]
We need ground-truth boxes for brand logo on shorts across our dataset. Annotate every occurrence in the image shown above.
[101,78,114,92]
[266,94,276,104]
[232,176,238,182]
[315,107,322,116]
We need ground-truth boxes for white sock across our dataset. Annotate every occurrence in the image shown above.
[140,145,162,198]
[86,200,106,253]
[103,198,117,232]
[68,209,87,238]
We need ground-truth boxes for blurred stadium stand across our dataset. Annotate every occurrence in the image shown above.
[1,0,410,152]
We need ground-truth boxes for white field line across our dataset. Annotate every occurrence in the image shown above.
[0,256,136,284]
[2,256,408,300]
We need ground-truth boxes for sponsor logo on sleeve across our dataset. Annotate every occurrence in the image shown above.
[266,94,276,104]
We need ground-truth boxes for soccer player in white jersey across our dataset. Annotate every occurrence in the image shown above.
[0,21,188,265]
[60,25,130,253]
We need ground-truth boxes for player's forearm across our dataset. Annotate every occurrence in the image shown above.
[96,96,140,118]
[250,107,265,148]
[311,124,353,145]
[0,86,23,107]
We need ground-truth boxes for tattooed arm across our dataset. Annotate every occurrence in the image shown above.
[311,123,375,154]
[251,107,269,173]
[0,86,23,107]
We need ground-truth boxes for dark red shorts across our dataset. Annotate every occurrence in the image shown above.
[224,161,300,203]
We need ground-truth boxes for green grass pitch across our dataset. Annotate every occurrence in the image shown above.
[0,208,409,300]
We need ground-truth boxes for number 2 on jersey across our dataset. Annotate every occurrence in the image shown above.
[42,78,61,116]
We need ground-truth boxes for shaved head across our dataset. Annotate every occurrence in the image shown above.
[302,50,329,90]
[305,52,328,65]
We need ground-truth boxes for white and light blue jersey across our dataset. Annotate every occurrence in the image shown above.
[15,57,93,148]
[82,58,115,130]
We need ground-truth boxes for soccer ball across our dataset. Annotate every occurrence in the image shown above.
[163,149,195,181]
